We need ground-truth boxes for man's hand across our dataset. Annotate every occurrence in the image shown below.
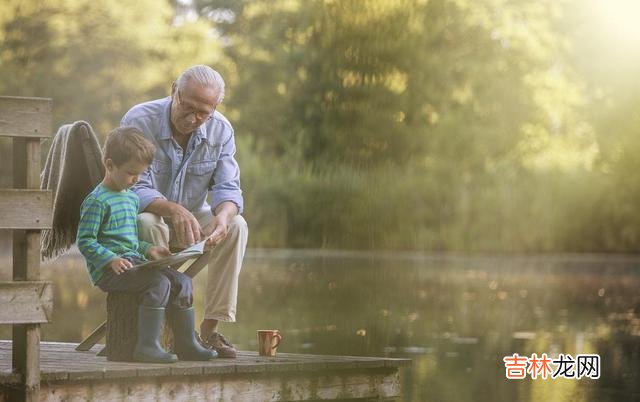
[109,257,133,275]
[202,214,230,247]
[170,203,202,247]
[147,245,171,261]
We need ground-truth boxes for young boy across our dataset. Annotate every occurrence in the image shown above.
[77,126,216,363]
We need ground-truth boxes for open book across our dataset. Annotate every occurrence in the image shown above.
[134,239,208,269]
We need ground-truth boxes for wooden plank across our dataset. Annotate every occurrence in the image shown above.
[136,366,172,378]
[102,365,137,379]
[27,138,41,188]
[0,340,410,390]
[0,370,21,385]
[75,322,106,351]
[23,134,42,402]
[202,363,236,375]
[0,352,408,400]
[8,122,44,402]
[0,190,52,229]
[0,96,52,138]
[12,137,41,189]
[40,370,69,382]
[0,281,53,324]
[11,325,40,401]
[67,368,106,382]
[31,370,402,401]
[235,362,268,374]
[169,363,204,376]
[11,231,42,281]
[12,129,44,401]
[12,138,27,188]
[0,340,411,375]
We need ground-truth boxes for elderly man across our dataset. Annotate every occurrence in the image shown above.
[121,65,248,358]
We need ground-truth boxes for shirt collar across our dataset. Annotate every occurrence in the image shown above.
[194,125,207,144]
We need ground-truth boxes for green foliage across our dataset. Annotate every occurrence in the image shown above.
[205,0,567,170]
[214,0,605,251]
[0,0,222,135]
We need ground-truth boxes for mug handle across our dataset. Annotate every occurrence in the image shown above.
[271,333,283,349]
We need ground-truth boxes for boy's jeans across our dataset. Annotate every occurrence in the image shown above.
[96,264,193,309]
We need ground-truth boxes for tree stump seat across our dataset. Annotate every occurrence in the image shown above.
[105,293,138,361]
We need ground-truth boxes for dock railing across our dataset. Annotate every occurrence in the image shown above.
[0,96,54,401]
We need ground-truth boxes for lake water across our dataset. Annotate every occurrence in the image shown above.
[3,249,639,401]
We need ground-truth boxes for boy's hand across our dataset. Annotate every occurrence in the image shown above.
[147,245,171,261]
[109,257,133,275]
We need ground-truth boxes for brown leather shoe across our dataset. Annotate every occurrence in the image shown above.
[198,331,237,358]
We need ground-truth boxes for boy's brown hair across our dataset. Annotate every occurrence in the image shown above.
[103,126,155,166]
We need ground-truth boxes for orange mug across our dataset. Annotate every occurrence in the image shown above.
[257,330,283,357]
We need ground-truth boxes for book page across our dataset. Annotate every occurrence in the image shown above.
[134,239,207,269]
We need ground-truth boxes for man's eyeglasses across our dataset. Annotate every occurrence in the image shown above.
[175,90,216,121]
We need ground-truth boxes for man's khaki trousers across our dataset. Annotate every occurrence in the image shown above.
[137,212,248,322]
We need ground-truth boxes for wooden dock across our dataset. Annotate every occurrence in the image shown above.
[0,95,411,402]
[0,341,410,401]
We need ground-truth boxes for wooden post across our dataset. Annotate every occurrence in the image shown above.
[1,96,53,402]
[12,138,43,402]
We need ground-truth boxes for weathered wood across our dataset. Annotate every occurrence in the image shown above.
[10,215,43,402]
[11,233,44,401]
[10,127,45,402]
[12,137,27,188]
[96,346,107,357]
[0,96,52,138]
[0,282,52,324]
[106,293,139,362]
[0,190,52,229]
[26,369,401,401]
[0,340,410,401]
[25,138,41,188]
[11,231,42,282]
[75,322,107,352]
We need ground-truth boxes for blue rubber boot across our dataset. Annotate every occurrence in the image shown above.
[167,307,218,361]
[132,306,178,363]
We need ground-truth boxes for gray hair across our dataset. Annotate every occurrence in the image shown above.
[176,65,225,104]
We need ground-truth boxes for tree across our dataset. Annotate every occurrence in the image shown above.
[0,0,223,134]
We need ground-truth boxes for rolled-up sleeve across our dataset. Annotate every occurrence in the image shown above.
[211,128,244,214]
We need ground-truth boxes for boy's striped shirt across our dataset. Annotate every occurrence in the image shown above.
[77,183,152,284]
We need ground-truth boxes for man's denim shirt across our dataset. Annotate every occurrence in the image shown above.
[121,97,243,220]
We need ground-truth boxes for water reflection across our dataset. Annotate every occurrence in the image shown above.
[3,249,640,401]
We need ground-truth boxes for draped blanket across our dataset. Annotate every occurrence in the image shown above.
[40,121,104,260]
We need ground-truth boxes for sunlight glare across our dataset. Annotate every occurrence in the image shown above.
[595,0,640,46]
